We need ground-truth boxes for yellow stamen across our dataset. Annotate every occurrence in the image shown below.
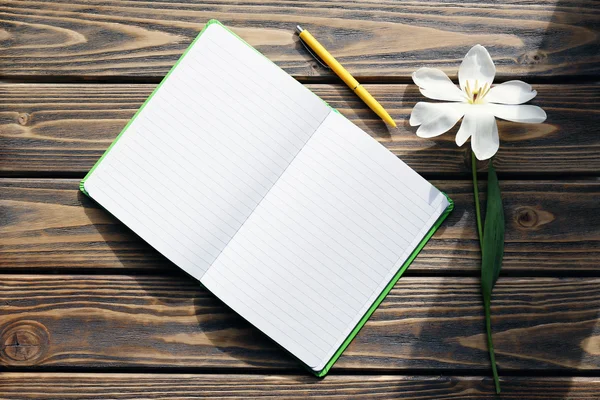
[464,79,490,104]
[481,82,490,98]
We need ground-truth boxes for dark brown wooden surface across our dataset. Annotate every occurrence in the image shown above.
[1,84,599,176]
[2,1,599,398]
[1,0,598,79]
[2,275,599,371]
[1,374,599,399]
[1,178,599,273]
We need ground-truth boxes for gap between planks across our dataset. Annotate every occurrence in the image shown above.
[3,171,600,181]
[3,366,600,377]
[1,76,598,86]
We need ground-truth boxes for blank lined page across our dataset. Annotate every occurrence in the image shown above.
[201,111,450,370]
[83,22,330,280]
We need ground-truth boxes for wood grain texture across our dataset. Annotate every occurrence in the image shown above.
[1,374,599,399]
[1,83,598,176]
[2,178,599,273]
[1,275,599,371]
[1,0,598,79]
[2,0,598,393]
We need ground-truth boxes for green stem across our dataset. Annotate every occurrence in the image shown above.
[485,297,502,394]
[471,151,483,249]
[472,151,501,394]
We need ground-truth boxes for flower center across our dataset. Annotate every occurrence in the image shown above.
[464,80,490,104]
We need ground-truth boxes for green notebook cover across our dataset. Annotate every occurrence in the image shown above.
[80,19,454,377]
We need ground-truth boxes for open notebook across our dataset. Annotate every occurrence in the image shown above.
[81,19,453,376]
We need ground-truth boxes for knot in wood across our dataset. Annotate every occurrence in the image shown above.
[516,207,538,228]
[17,113,30,126]
[518,50,548,65]
[0,320,49,365]
[515,206,555,230]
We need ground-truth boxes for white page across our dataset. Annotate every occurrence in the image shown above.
[201,111,450,370]
[83,22,330,280]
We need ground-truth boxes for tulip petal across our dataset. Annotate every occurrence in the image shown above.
[486,81,537,105]
[455,111,476,146]
[410,102,465,138]
[487,104,547,123]
[412,67,465,101]
[458,45,496,92]
[470,112,499,160]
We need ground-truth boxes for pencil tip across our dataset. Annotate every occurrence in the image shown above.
[296,25,304,34]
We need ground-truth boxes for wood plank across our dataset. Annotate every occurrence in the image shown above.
[1,275,599,371]
[2,178,598,273]
[1,374,599,399]
[1,0,598,79]
[1,84,598,176]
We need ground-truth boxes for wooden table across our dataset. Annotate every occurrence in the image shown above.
[1,1,599,398]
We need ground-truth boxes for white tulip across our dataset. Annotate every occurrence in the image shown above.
[409,45,547,160]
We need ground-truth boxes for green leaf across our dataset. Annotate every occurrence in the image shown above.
[480,160,504,394]
[481,162,504,296]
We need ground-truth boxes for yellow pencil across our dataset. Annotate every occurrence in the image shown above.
[296,25,396,128]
